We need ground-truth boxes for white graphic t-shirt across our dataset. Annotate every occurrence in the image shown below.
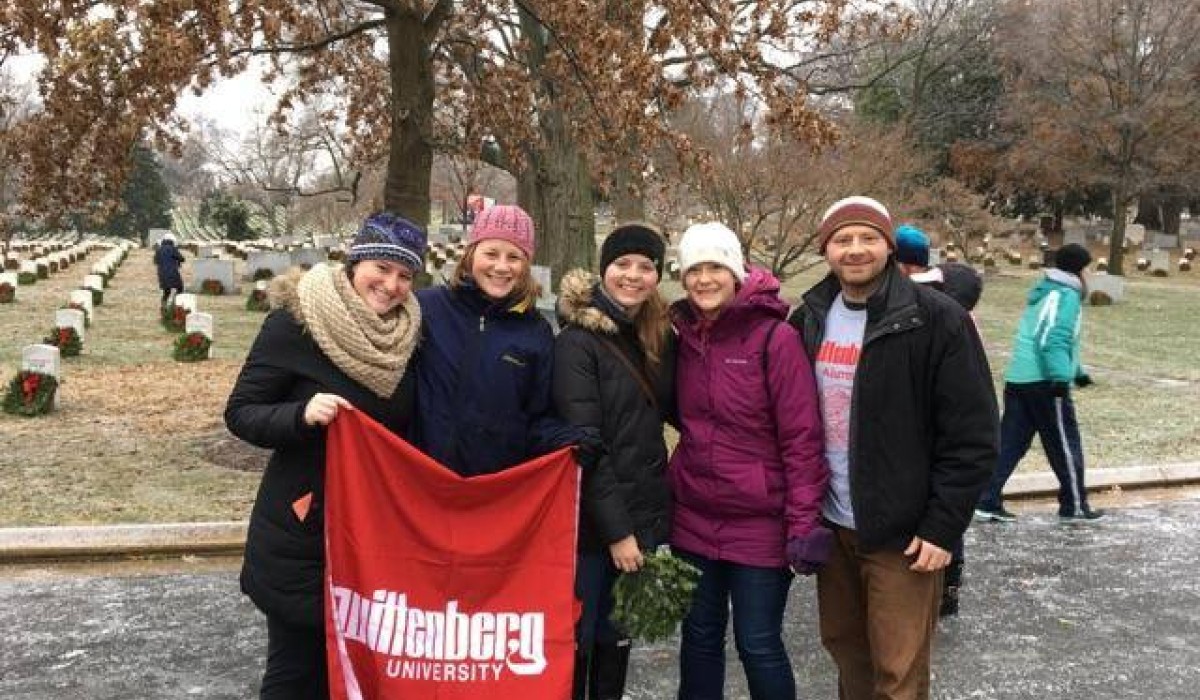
[815,294,867,528]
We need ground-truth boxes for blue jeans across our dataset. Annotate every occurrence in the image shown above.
[576,551,622,648]
[676,550,796,700]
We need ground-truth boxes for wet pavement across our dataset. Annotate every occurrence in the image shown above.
[2,492,1198,699]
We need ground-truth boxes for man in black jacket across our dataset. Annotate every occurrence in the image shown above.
[789,196,998,700]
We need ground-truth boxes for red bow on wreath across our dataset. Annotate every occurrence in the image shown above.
[22,373,40,402]
[58,328,72,345]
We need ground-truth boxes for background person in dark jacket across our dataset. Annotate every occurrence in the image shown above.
[153,233,185,304]
[893,223,986,617]
[670,221,829,700]
[789,197,998,700]
[412,203,598,477]
[553,223,676,700]
[224,212,425,700]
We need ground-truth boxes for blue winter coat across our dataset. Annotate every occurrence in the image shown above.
[154,241,184,291]
[412,282,581,476]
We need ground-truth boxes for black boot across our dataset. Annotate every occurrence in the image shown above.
[572,647,591,700]
[588,637,632,700]
[940,560,963,617]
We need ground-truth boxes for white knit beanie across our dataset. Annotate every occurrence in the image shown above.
[678,221,746,283]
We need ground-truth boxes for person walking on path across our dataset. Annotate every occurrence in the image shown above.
[789,197,998,700]
[552,223,676,700]
[411,203,601,478]
[975,242,1103,524]
[669,221,829,700]
[153,233,185,305]
[893,223,986,617]
[224,212,426,700]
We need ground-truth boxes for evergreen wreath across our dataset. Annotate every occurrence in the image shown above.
[252,267,275,281]
[0,281,14,303]
[36,263,48,279]
[173,331,211,362]
[17,271,37,285]
[245,288,270,312]
[161,302,188,331]
[86,287,104,306]
[611,547,702,643]
[200,279,225,295]
[62,302,91,328]
[43,326,83,357]
[3,370,58,417]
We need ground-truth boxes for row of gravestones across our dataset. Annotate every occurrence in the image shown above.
[181,249,338,295]
[0,242,110,302]
[8,242,135,415]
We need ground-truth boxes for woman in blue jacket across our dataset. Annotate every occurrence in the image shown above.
[412,204,600,476]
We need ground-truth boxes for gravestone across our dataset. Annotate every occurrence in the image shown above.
[531,265,557,330]
[312,235,339,251]
[192,258,237,294]
[83,274,105,291]
[20,260,38,277]
[430,227,454,246]
[69,289,95,318]
[1149,233,1176,250]
[1150,250,1171,276]
[22,344,61,408]
[1062,227,1087,247]
[245,251,293,280]
[1087,274,1124,305]
[1125,223,1146,247]
[55,308,87,341]
[197,244,222,259]
[175,293,199,313]
[186,311,215,340]
[927,248,942,267]
[146,229,171,247]
[290,248,327,269]
[0,270,18,290]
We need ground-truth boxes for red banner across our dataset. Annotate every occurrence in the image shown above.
[324,410,580,699]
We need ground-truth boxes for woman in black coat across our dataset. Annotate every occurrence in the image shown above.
[224,212,425,700]
[153,234,185,304]
[552,224,675,700]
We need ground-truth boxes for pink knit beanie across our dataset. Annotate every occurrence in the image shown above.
[470,205,536,259]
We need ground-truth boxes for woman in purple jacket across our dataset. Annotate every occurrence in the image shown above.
[669,222,830,700]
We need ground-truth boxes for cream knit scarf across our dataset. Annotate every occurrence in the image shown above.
[296,263,420,399]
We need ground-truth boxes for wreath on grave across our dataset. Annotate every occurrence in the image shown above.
[0,281,14,303]
[62,302,90,328]
[173,331,211,362]
[328,250,346,262]
[245,287,270,312]
[36,263,49,279]
[2,370,58,417]
[161,302,189,332]
[17,271,37,285]
[200,278,226,295]
[85,286,104,306]
[43,326,82,357]
[252,267,275,281]
[611,548,702,643]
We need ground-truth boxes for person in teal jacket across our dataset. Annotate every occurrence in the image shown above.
[976,243,1103,523]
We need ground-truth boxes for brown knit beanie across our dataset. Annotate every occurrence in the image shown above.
[817,196,896,252]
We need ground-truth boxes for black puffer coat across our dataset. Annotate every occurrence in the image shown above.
[153,241,184,291]
[224,274,416,628]
[552,269,675,553]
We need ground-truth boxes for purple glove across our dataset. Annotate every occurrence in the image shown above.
[787,526,835,575]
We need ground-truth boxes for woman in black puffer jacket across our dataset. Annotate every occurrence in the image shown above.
[224,212,424,700]
[552,223,675,700]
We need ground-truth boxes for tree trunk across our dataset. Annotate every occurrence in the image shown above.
[517,113,595,290]
[1109,193,1130,276]
[611,155,646,222]
[383,10,435,227]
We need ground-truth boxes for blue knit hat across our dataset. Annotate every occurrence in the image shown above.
[894,224,930,268]
[347,212,427,272]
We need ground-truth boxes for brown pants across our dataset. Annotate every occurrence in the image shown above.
[817,525,942,700]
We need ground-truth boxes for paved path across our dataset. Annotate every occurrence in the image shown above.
[3,492,1198,699]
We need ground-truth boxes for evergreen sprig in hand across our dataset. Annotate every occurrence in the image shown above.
[612,547,701,643]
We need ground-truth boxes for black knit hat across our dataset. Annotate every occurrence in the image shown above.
[600,222,666,276]
[1054,243,1092,275]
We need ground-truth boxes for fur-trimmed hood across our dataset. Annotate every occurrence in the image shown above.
[267,266,308,326]
[556,268,620,335]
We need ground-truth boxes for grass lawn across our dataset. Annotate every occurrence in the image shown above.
[1,248,1198,526]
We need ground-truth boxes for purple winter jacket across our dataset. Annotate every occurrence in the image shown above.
[669,266,829,568]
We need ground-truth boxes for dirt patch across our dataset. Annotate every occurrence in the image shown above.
[194,430,270,473]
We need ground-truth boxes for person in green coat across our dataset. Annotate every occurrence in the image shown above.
[976,243,1103,523]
